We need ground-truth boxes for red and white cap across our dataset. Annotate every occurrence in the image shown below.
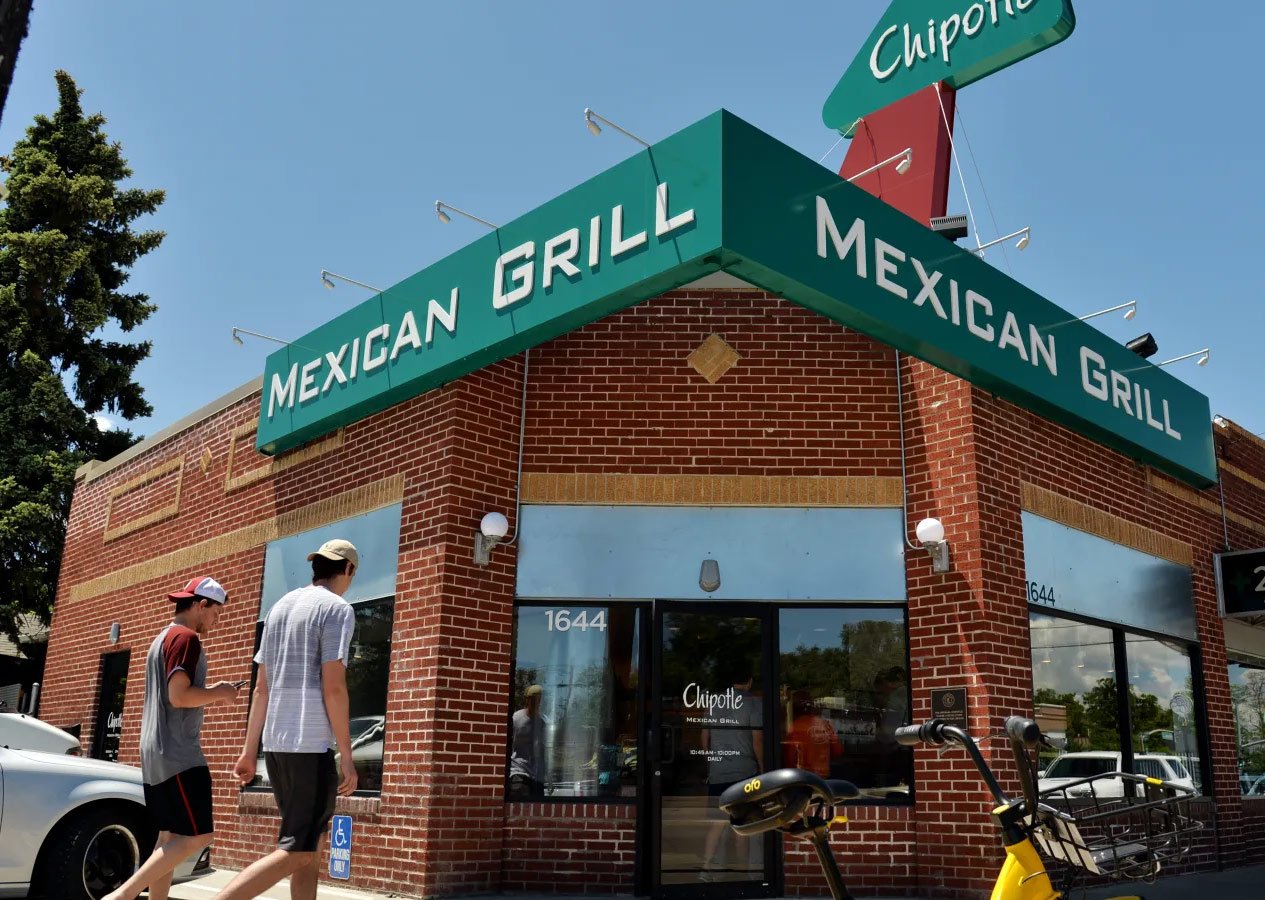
[167,576,228,605]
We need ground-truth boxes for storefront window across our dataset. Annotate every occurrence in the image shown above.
[249,504,400,795]
[778,607,911,802]
[507,605,641,800]
[1229,654,1265,796]
[1030,611,1203,793]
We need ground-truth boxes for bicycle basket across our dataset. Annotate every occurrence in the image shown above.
[1030,772,1201,880]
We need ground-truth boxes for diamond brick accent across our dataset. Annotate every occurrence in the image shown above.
[686,333,740,383]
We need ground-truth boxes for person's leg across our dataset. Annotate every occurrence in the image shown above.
[214,849,312,900]
[102,831,213,900]
[288,850,320,900]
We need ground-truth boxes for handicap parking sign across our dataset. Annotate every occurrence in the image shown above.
[329,815,352,880]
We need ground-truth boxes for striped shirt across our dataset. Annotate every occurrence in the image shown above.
[255,584,356,754]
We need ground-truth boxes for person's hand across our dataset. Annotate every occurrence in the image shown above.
[233,752,257,786]
[210,681,240,703]
[337,754,358,796]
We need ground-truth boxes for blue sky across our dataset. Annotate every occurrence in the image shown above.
[3,1,1262,439]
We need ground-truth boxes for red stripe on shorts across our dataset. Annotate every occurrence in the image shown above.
[174,772,198,833]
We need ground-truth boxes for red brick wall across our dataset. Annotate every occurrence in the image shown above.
[44,287,1265,898]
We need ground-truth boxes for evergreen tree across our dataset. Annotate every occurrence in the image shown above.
[0,70,164,643]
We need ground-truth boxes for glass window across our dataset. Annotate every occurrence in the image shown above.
[249,505,400,796]
[1030,614,1118,768]
[778,607,911,802]
[1031,612,1204,794]
[1125,633,1199,791]
[1229,654,1265,796]
[508,605,641,800]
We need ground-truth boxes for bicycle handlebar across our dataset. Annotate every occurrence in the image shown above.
[895,716,1043,807]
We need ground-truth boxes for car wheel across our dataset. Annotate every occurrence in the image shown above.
[34,803,150,900]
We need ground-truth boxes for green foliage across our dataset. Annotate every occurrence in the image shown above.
[0,70,163,643]
[1035,680,1174,752]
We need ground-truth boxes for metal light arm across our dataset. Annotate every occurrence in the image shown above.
[973,226,1030,255]
[1157,348,1210,367]
[231,327,314,353]
[1078,300,1136,322]
[321,269,383,293]
[846,147,912,182]
[584,107,651,147]
[435,201,499,229]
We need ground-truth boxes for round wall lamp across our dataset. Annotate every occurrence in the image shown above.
[474,511,510,566]
[915,517,952,574]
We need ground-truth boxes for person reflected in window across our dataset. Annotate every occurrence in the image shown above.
[783,690,843,777]
[873,666,909,788]
[508,684,547,799]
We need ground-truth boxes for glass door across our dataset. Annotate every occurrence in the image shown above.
[652,603,775,898]
[92,651,130,762]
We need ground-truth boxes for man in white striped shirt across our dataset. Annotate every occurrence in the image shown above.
[217,539,360,900]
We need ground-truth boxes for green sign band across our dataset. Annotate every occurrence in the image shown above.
[822,0,1076,133]
[257,110,1215,488]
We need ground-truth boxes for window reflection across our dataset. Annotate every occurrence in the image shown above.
[1229,654,1265,796]
[508,605,641,799]
[1031,612,1203,795]
[778,608,911,802]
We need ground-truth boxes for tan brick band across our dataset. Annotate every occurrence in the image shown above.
[225,422,345,493]
[1021,482,1192,567]
[1148,470,1265,540]
[104,457,185,543]
[70,474,405,602]
[1220,460,1265,494]
[522,473,902,507]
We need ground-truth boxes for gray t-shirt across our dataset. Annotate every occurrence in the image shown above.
[509,709,546,780]
[707,690,763,783]
[139,623,209,784]
[255,584,357,754]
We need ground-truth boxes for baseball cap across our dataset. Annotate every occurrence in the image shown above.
[168,576,228,605]
[306,538,359,569]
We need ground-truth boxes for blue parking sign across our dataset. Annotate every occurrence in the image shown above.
[329,815,352,880]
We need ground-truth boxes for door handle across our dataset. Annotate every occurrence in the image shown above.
[662,724,676,764]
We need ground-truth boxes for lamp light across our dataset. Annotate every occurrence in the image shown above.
[699,559,721,593]
[1157,348,1210,368]
[320,269,382,293]
[474,511,510,566]
[1213,415,1229,429]
[1077,300,1137,323]
[974,226,1030,256]
[231,327,313,352]
[435,200,499,229]
[846,147,913,183]
[583,107,650,147]
[915,517,951,574]
[109,623,120,645]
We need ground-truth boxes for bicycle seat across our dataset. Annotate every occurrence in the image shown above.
[718,769,859,836]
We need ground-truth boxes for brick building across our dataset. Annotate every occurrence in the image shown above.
[41,110,1265,898]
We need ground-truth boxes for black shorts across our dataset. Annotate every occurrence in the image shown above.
[143,766,214,836]
[266,750,337,852]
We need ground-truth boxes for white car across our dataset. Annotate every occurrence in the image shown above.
[0,746,211,899]
[0,712,81,755]
[1038,751,1195,798]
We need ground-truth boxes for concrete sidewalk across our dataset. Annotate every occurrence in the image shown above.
[170,863,1265,899]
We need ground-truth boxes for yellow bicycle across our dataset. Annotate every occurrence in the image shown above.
[718,716,1199,900]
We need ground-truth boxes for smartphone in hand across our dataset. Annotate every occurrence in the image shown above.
[233,680,249,689]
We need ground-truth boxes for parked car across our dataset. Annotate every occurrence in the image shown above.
[0,712,80,755]
[0,746,211,899]
[1038,751,1195,797]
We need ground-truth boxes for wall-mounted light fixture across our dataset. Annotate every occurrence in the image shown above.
[930,214,969,242]
[583,107,651,147]
[1214,415,1229,429]
[1157,348,1210,368]
[320,269,382,293]
[915,517,951,574]
[435,200,499,229]
[847,147,913,183]
[699,559,721,593]
[974,226,1030,256]
[109,622,120,645]
[474,511,510,566]
[231,327,314,352]
[1078,300,1137,323]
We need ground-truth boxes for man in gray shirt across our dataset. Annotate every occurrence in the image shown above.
[217,539,359,900]
[104,577,240,900]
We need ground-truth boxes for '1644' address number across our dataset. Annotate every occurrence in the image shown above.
[1027,582,1056,606]
[544,609,609,632]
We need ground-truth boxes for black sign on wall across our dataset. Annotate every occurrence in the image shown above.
[931,687,968,728]
[1215,548,1265,619]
